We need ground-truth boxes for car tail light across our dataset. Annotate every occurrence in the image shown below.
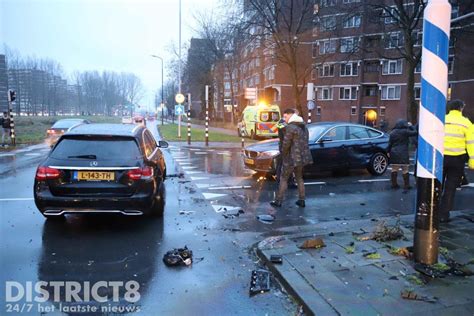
[36,166,61,180]
[47,129,54,134]
[126,167,153,180]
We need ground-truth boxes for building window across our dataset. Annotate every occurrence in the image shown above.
[343,15,361,28]
[414,86,421,100]
[340,37,359,53]
[224,82,231,90]
[255,74,260,85]
[384,7,398,24]
[364,61,379,72]
[319,39,337,54]
[316,106,322,116]
[320,16,337,31]
[321,0,336,7]
[351,106,357,116]
[448,55,454,74]
[319,87,333,100]
[319,64,335,77]
[311,68,317,80]
[415,60,421,73]
[339,87,358,100]
[312,42,318,58]
[381,85,401,100]
[385,32,404,49]
[364,86,377,96]
[380,106,386,116]
[413,31,422,47]
[382,59,403,75]
[340,62,358,76]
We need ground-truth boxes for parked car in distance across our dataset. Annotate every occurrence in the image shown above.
[34,123,168,219]
[133,115,146,127]
[46,119,90,146]
[243,122,389,176]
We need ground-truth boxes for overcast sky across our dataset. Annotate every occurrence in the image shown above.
[0,0,219,109]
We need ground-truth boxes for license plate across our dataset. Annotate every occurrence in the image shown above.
[244,158,255,165]
[76,171,115,181]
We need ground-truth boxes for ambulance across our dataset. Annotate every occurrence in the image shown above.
[238,103,281,139]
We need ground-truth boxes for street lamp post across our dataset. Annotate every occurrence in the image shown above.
[151,55,164,125]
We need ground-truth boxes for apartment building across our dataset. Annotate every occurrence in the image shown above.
[311,0,473,126]
[0,55,8,112]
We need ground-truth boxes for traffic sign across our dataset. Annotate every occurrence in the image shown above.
[175,105,185,115]
[175,93,185,104]
[307,100,315,111]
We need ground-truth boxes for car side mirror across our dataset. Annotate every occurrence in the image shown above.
[319,137,332,143]
[158,140,169,148]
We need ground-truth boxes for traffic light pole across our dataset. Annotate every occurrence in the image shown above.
[7,90,16,146]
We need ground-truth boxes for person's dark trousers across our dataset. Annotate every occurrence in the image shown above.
[276,166,305,202]
[440,154,467,221]
[276,156,296,186]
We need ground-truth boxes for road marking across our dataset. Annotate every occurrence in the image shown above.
[208,185,252,190]
[175,158,190,162]
[25,153,41,156]
[196,183,211,188]
[186,171,202,174]
[178,162,192,165]
[190,176,209,181]
[304,182,326,186]
[189,148,201,151]
[217,152,232,156]
[181,166,198,170]
[358,179,390,183]
[202,192,227,200]
[211,205,239,213]
[462,183,474,188]
[0,198,34,201]
[194,152,208,155]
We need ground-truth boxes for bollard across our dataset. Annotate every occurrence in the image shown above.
[414,0,451,265]
[241,128,245,150]
[205,85,209,147]
[308,111,312,124]
[9,108,15,146]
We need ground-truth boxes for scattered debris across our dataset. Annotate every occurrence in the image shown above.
[179,210,195,215]
[371,217,404,242]
[401,289,438,303]
[270,255,283,264]
[363,252,381,259]
[389,276,399,280]
[387,246,412,259]
[222,207,244,219]
[163,246,193,267]
[352,228,368,236]
[258,236,284,249]
[328,232,335,237]
[406,275,425,285]
[299,238,325,249]
[256,214,275,224]
[249,269,271,296]
[345,246,355,254]
[416,260,474,278]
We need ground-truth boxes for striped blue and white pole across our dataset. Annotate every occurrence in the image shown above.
[414,0,451,265]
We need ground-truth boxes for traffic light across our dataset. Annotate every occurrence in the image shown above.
[8,90,16,102]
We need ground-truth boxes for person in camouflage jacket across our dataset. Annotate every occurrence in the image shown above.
[270,108,313,208]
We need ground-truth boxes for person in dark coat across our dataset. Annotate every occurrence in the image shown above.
[270,108,313,208]
[275,118,296,187]
[387,119,417,190]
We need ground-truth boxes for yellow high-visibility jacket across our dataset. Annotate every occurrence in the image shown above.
[444,110,474,169]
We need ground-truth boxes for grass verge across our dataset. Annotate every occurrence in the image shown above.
[159,123,246,143]
[6,115,120,145]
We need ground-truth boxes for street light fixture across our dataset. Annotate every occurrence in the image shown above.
[150,54,165,125]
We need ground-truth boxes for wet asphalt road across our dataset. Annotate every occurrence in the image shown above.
[1,124,473,315]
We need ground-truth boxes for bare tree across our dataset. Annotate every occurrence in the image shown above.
[364,0,426,123]
[240,0,315,115]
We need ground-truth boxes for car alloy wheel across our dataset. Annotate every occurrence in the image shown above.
[371,153,388,175]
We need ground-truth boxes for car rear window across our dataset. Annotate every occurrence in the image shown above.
[260,111,280,122]
[52,120,83,129]
[51,137,142,161]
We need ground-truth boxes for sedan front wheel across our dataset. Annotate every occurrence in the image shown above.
[367,153,388,176]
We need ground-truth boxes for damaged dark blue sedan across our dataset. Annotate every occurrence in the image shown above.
[243,122,390,176]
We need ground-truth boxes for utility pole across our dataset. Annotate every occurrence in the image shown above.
[177,0,182,138]
[414,0,451,266]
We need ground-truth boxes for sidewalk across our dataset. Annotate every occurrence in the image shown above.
[163,119,237,136]
[257,212,474,316]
